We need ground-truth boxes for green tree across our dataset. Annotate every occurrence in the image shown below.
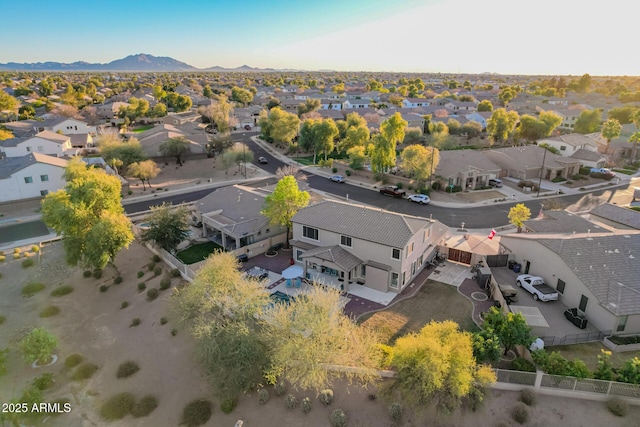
[41,159,134,270]
[147,103,167,118]
[140,203,191,252]
[261,176,310,248]
[20,327,57,365]
[0,91,19,112]
[517,115,549,143]
[380,112,408,146]
[347,145,367,170]
[388,321,496,412]
[481,307,532,355]
[0,129,14,140]
[18,105,36,120]
[127,159,161,189]
[369,134,396,174]
[507,203,531,233]
[607,105,638,124]
[400,145,439,188]
[299,119,338,163]
[297,98,321,116]
[460,121,483,138]
[471,329,502,363]
[428,121,449,136]
[403,127,423,145]
[477,100,493,112]
[267,107,301,148]
[164,92,192,112]
[487,108,519,144]
[222,143,254,175]
[498,87,516,106]
[629,132,640,163]
[98,134,146,170]
[601,118,622,145]
[573,109,602,134]
[231,86,253,106]
[446,118,462,135]
[576,73,592,93]
[203,85,214,99]
[538,111,563,136]
[0,348,8,377]
[159,137,191,166]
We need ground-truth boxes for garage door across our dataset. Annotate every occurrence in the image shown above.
[486,254,509,267]
[448,248,472,265]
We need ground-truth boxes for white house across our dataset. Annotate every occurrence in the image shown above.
[34,116,96,135]
[0,153,68,202]
[320,99,342,110]
[342,99,370,109]
[465,112,491,130]
[538,133,600,157]
[402,98,430,108]
[0,131,74,158]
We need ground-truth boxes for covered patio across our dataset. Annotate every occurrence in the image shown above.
[300,245,363,292]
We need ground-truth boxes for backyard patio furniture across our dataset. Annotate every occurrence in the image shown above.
[564,308,588,329]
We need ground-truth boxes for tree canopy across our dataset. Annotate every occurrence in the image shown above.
[261,107,301,148]
[573,109,602,134]
[487,108,519,144]
[231,86,253,106]
[97,133,146,171]
[127,159,160,189]
[261,176,310,248]
[140,203,191,253]
[481,307,532,355]
[400,145,439,188]
[299,118,339,163]
[159,137,191,165]
[507,203,531,232]
[477,100,493,112]
[601,118,622,144]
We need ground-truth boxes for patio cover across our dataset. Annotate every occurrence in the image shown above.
[282,265,303,279]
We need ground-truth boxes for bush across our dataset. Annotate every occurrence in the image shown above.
[160,277,171,290]
[99,392,135,420]
[147,288,159,301]
[13,248,21,254]
[511,357,536,372]
[258,388,270,404]
[332,167,338,173]
[64,354,84,369]
[160,317,168,325]
[285,394,298,409]
[152,254,161,262]
[318,389,333,405]
[21,327,57,365]
[520,388,537,406]
[99,285,108,293]
[275,381,287,396]
[389,403,403,422]
[121,301,129,309]
[137,270,144,278]
[132,395,158,418]
[551,176,565,183]
[113,276,123,285]
[220,398,236,414]
[138,282,146,292]
[345,169,351,176]
[31,245,40,253]
[395,182,403,189]
[301,397,312,413]
[22,258,35,268]
[579,166,590,175]
[181,399,212,427]
[117,361,140,378]
[130,318,141,327]
[0,255,5,262]
[22,282,45,296]
[171,268,181,277]
[330,408,347,427]
[607,397,628,417]
[367,392,376,401]
[13,253,20,259]
[511,402,529,424]
[83,270,92,278]
[171,329,178,336]
[39,306,60,318]
[33,373,55,390]
[153,266,162,276]
[72,363,98,380]
[92,269,103,279]
[51,285,73,297]
[147,262,156,271]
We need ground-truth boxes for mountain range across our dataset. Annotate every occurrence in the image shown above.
[0,53,292,72]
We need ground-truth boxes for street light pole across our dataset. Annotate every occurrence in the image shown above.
[242,134,247,179]
[536,147,547,198]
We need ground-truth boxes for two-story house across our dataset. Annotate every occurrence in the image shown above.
[290,201,448,294]
[0,130,74,158]
[537,133,606,168]
[0,153,68,202]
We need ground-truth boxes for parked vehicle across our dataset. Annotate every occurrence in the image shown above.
[488,178,503,187]
[244,124,252,130]
[258,156,268,164]
[590,167,614,175]
[516,274,558,301]
[329,175,345,183]
[407,194,430,204]
[379,186,406,198]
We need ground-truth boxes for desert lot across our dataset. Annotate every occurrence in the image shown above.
[1,241,639,427]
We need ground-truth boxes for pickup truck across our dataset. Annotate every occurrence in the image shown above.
[590,167,614,175]
[379,186,406,198]
[516,274,558,301]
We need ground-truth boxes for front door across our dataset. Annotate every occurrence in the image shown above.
[525,261,530,274]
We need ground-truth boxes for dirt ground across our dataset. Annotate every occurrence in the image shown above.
[1,242,639,426]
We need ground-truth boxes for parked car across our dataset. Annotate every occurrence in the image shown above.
[379,186,406,198]
[516,274,559,301]
[244,124,252,130]
[236,254,249,263]
[590,167,614,175]
[258,156,268,164]
[407,194,430,204]
[564,308,588,329]
[488,178,503,188]
[329,175,345,183]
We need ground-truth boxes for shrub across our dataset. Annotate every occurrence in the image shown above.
[318,389,333,405]
[121,301,129,309]
[22,282,45,296]
[51,285,73,297]
[345,169,351,176]
[117,361,140,378]
[607,397,628,417]
[511,357,536,372]
[181,399,212,427]
[64,354,83,369]
[39,306,60,318]
[113,276,123,285]
[137,271,144,278]
[153,266,162,276]
[22,258,35,268]
[395,182,403,189]
[99,285,108,293]
[31,245,40,253]
[171,329,178,336]
[160,277,171,290]
[92,269,103,279]
[13,248,21,254]
[0,255,5,262]
[132,395,158,418]
[520,388,537,406]
[292,396,308,414]
[160,317,168,325]
[130,318,141,327]
[332,167,338,173]
[72,363,98,380]
[258,388,270,404]
[171,268,181,277]
[147,288,159,301]
[275,382,287,396]
[83,270,92,278]
[13,253,20,259]
[285,394,298,409]
[152,254,161,262]
[511,402,529,424]
[33,373,55,390]
[99,392,135,420]
[389,403,402,422]
[220,398,235,414]
[367,392,376,401]
[147,262,156,271]
[330,408,347,427]
[138,282,146,292]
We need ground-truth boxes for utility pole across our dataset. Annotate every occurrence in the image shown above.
[536,147,547,198]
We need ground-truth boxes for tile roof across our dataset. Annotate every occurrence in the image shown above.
[365,260,391,271]
[590,204,640,230]
[292,200,432,248]
[300,245,363,271]
[524,210,609,234]
[436,149,501,177]
[542,133,598,148]
[0,153,68,179]
[33,130,69,143]
[569,148,605,162]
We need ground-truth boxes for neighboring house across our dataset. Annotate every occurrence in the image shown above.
[342,99,370,109]
[318,109,345,121]
[0,153,68,202]
[162,112,201,126]
[319,99,342,110]
[400,113,425,130]
[538,133,599,157]
[135,124,205,157]
[587,129,637,164]
[290,200,448,294]
[434,149,502,190]
[465,112,491,130]
[447,101,477,112]
[96,101,131,120]
[279,98,302,111]
[34,116,96,135]
[0,130,73,158]
[523,210,610,234]
[589,204,640,231]
[536,106,584,131]
[194,185,286,254]
[68,133,94,150]
[402,98,430,108]
[500,232,640,335]
[484,146,582,181]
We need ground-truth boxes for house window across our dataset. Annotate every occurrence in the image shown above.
[402,272,406,286]
[423,229,430,242]
[408,242,414,255]
[340,235,352,247]
[411,261,416,276]
[302,226,318,240]
[24,176,33,184]
[40,174,49,182]
[417,255,423,266]
[40,190,48,196]
[560,145,566,151]
[296,250,304,262]
[391,248,400,260]
[579,295,588,312]
[37,146,44,152]
[556,279,565,294]
[26,147,31,152]
[617,315,628,332]
[361,265,366,277]
[265,228,270,234]
[390,272,399,289]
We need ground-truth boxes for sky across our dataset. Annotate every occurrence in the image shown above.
[0,0,637,75]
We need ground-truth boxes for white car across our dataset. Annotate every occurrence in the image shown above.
[258,156,268,164]
[329,175,345,183]
[516,274,558,301]
[407,194,430,205]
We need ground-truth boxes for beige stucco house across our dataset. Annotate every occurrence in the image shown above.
[290,201,448,293]
[434,149,502,190]
[484,146,582,181]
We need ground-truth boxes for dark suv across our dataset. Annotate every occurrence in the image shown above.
[379,186,406,198]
